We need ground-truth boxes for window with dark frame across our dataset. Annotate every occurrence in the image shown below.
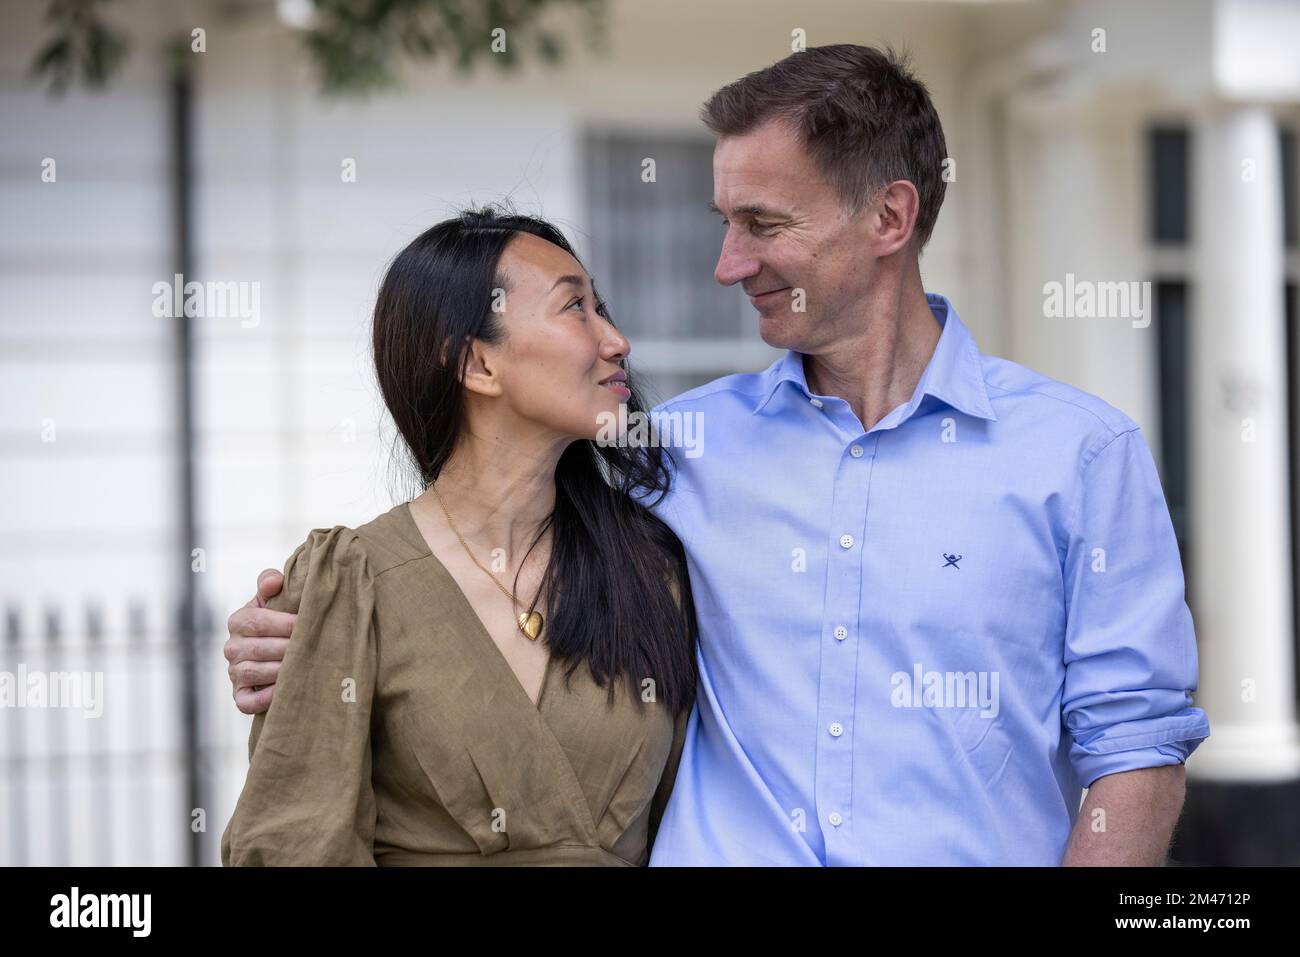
[1147,125,1193,582]
[581,128,758,405]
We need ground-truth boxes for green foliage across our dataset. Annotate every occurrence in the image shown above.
[30,0,131,95]
[307,0,607,94]
[30,0,609,97]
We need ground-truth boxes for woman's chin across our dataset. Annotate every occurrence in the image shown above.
[587,397,630,442]
[597,389,630,412]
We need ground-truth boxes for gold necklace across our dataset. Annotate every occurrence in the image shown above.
[429,481,544,641]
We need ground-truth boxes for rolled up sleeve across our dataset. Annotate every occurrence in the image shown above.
[1061,427,1210,789]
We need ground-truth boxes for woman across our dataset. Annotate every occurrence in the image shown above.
[221,206,697,866]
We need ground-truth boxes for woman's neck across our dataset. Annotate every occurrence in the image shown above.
[427,425,569,562]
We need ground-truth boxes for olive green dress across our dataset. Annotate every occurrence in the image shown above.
[220,501,691,866]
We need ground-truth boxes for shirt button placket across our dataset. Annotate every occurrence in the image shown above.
[815,437,874,863]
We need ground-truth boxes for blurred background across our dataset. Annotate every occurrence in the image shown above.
[1,0,1298,866]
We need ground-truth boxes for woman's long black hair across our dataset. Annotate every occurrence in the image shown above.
[372,204,697,713]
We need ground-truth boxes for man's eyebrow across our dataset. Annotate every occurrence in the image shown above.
[707,200,784,219]
[548,274,589,292]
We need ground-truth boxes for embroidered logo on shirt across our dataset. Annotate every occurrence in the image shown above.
[942,553,962,569]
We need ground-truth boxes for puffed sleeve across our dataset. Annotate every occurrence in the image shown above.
[1061,428,1211,789]
[221,526,378,865]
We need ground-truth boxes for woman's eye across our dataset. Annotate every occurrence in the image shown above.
[567,297,585,312]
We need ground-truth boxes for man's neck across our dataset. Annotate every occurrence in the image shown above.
[802,270,941,431]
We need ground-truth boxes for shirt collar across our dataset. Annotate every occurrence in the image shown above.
[750,293,998,424]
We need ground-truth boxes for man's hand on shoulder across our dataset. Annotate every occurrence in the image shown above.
[224,568,295,715]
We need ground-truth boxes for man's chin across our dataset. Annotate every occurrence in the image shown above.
[756,311,804,351]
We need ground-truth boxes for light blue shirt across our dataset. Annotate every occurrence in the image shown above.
[641,292,1210,866]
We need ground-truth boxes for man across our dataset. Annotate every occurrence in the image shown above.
[225,44,1208,865]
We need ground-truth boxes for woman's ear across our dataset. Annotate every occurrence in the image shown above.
[461,337,504,398]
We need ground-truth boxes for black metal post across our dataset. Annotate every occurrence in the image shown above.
[169,43,202,869]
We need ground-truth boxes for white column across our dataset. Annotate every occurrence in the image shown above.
[1190,104,1300,779]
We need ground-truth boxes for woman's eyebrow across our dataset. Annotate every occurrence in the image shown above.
[549,274,589,293]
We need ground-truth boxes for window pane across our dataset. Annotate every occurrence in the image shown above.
[1149,127,1190,244]
[1155,279,1191,580]
[1287,282,1299,709]
[582,128,747,341]
[1281,128,1297,248]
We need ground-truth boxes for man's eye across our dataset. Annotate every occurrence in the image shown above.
[751,221,776,233]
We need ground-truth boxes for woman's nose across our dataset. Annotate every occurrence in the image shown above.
[601,322,630,362]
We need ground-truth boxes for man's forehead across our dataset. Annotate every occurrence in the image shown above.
[713,115,804,161]
[710,120,826,214]
[714,131,799,177]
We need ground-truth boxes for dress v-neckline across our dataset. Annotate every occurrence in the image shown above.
[400,501,553,712]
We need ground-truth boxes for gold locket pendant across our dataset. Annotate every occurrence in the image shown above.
[517,611,543,641]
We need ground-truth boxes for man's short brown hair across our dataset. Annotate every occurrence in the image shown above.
[701,44,948,250]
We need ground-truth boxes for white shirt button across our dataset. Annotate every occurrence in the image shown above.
[809,397,824,409]
[829,722,843,737]
[850,444,864,458]
[834,625,848,640]
[839,534,854,549]
[828,812,843,827]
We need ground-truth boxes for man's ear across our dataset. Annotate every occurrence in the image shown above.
[461,337,503,398]
[871,179,921,257]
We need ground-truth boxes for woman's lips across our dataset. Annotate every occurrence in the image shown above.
[600,379,631,398]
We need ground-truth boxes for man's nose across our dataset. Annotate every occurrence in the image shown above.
[714,229,761,287]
